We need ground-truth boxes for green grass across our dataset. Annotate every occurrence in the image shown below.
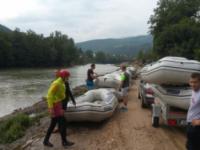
[0,113,33,144]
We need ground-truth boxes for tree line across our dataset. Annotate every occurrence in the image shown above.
[83,50,131,64]
[137,0,200,62]
[0,28,128,68]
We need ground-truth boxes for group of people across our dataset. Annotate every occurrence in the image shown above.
[43,63,130,148]
[42,63,200,150]
[86,63,130,111]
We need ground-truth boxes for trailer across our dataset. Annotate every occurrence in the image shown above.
[152,97,188,127]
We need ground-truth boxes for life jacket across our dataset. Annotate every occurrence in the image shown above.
[46,77,66,108]
[120,71,130,88]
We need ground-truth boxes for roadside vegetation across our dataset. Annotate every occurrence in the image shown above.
[137,0,200,63]
[0,113,46,144]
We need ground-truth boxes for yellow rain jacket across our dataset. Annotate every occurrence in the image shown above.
[46,77,66,108]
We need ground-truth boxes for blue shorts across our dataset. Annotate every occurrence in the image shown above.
[86,80,94,90]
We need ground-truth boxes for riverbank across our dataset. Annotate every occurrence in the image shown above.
[0,85,87,121]
[0,84,88,149]
[1,80,186,150]
[0,63,133,148]
[0,64,118,117]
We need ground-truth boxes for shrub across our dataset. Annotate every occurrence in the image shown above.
[0,113,33,144]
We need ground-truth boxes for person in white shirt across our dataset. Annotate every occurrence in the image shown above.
[186,73,200,150]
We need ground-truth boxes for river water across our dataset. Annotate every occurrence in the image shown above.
[0,64,118,117]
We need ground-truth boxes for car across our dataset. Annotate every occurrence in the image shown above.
[138,80,155,108]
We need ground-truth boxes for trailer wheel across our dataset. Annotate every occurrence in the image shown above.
[152,117,159,128]
[141,98,147,108]
[138,92,141,99]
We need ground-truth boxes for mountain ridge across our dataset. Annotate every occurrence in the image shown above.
[76,35,153,56]
[0,24,12,32]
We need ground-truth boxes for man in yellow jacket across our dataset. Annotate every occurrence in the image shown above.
[43,69,74,148]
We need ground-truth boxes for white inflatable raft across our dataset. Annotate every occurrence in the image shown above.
[65,89,118,122]
[95,71,122,89]
[140,57,200,85]
[151,84,191,110]
[127,67,136,76]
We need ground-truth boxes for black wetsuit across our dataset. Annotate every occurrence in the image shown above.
[62,81,76,111]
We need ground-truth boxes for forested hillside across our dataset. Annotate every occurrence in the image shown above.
[143,0,200,61]
[0,26,130,68]
[76,35,153,56]
[0,24,12,32]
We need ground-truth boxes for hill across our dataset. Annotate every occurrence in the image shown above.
[76,35,153,56]
[0,24,12,32]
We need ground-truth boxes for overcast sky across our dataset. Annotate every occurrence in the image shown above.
[0,0,158,42]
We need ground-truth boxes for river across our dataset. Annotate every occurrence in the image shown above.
[0,64,118,117]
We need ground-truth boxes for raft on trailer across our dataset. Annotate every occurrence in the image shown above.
[140,56,200,85]
[151,84,191,110]
[65,88,119,122]
[151,84,191,127]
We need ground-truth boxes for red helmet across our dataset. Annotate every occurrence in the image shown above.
[58,69,70,78]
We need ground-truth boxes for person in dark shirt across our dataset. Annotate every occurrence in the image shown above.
[86,64,97,90]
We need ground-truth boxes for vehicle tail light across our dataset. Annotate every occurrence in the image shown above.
[168,119,177,126]
[146,88,154,95]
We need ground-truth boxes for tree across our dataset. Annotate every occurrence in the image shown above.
[0,33,13,67]
[0,26,127,68]
[149,0,200,59]
[95,51,106,63]
[85,50,94,62]
[194,49,200,60]
[0,29,81,68]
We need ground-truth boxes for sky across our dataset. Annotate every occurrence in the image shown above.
[0,0,158,42]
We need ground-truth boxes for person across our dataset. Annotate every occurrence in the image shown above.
[86,64,97,90]
[43,69,74,148]
[186,73,200,150]
[119,64,130,112]
[53,69,76,133]
[62,70,76,111]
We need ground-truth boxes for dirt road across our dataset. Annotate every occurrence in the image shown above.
[26,82,186,150]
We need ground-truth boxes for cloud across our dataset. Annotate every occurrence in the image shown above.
[0,0,158,42]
